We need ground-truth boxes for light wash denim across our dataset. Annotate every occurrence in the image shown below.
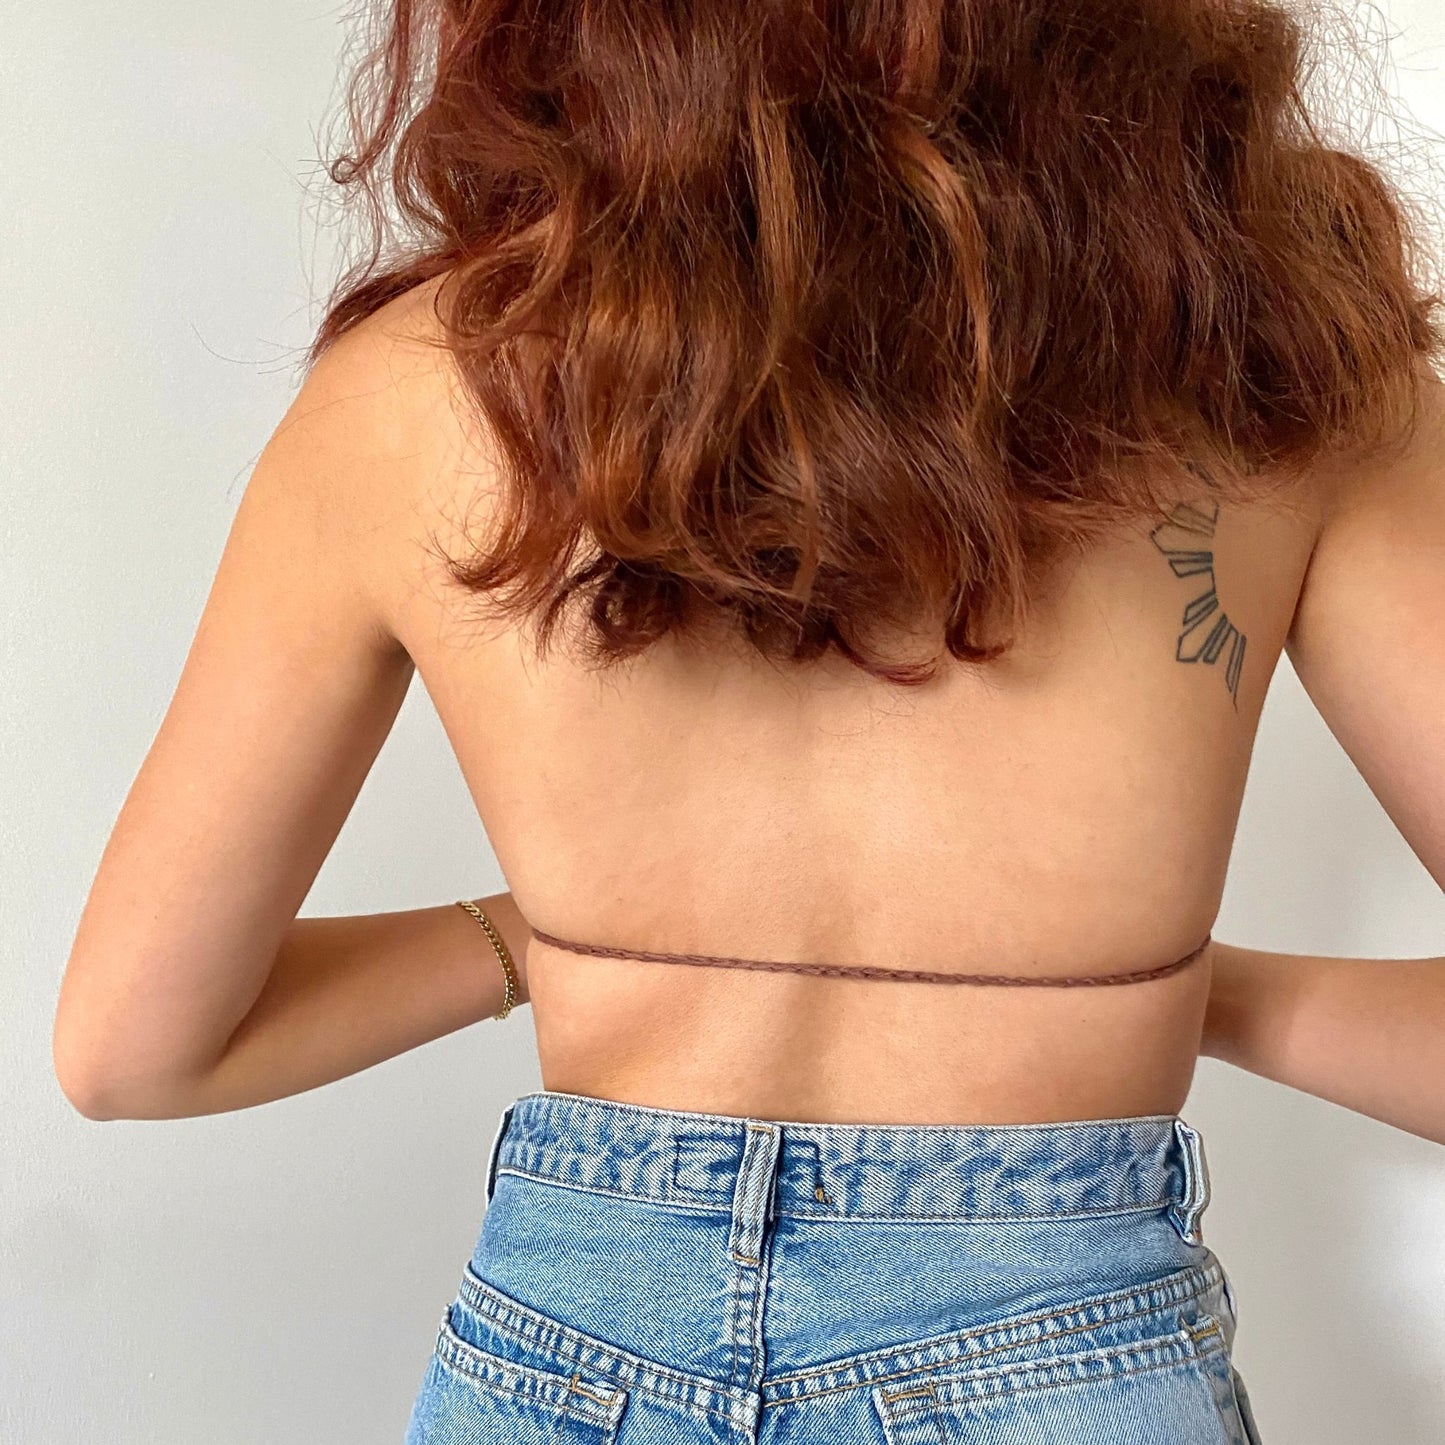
[405,1089,1263,1444]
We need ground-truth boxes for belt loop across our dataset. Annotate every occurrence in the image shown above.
[485,1099,518,1205]
[1168,1118,1211,1245]
[728,1122,783,1267]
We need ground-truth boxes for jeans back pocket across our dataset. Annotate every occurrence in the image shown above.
[405,1302,630,1443]
[872,1311,1243,1445]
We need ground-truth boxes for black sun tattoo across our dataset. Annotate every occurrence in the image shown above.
[1148,497,1247,708]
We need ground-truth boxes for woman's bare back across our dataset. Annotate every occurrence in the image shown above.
[374,288,1327,1126]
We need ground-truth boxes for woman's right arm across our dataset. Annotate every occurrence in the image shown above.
[1207,368,1445,1146]
[1200,942,1445,1146]
[57,891,534,1121]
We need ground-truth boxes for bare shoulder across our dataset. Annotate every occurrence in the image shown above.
[1301,368,1445,533]
[290,272,475,460]
[1281,366,1445,887]
[294,272,507,638]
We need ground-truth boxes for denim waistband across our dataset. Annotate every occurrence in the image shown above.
[485,1089,1212,1239]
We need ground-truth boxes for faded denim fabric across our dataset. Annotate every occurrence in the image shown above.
[405,1089,1263,1445]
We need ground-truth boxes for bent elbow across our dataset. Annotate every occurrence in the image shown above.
[52,1028,193,1122]
[53,1046,122,1121]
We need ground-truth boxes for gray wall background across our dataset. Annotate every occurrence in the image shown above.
[4,5,1444,1441]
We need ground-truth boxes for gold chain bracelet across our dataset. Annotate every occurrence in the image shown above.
[454,899,518,1019]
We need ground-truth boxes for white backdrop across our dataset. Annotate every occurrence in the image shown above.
[4,5,1443,1441]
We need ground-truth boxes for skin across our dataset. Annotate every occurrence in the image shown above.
[52,275,1445,1138]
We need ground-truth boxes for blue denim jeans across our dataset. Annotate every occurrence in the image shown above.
[404,1089,1263,1444]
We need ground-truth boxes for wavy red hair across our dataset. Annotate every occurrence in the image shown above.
[309,0,1442,683]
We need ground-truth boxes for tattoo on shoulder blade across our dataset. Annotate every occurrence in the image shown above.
[1148,496,1247,708]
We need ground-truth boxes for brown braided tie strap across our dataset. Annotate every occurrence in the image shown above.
[527,928,1213,988]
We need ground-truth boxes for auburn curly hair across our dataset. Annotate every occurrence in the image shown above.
[308,0,1443,685]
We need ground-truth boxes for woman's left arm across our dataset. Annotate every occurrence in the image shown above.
[1200,941,1445,1147]
[52,288,488,1119]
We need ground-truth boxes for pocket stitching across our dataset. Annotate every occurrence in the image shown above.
[433,1305,628,1428]
[871,1303,1228,1403]
[453,1269,747,1423]
[875,1318,1229,1418]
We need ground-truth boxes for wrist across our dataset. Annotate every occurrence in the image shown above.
[1200,941,1304,1074]
[1200,941,1260,1065]
[468,890,532,1009]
